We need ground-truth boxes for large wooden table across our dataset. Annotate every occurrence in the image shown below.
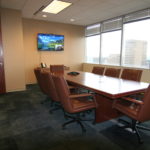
[64,71,149,123]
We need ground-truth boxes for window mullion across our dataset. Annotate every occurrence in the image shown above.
[120,18,124,66]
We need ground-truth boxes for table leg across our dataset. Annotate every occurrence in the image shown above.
[95,94,120,123]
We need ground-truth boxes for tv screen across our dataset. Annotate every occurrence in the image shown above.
[37,33,64,51]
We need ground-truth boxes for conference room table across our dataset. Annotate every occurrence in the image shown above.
[64,71,149,123]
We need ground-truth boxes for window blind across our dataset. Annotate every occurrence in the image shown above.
[85,24,100,37]
[124,9,150,23]
[101,18,122,33]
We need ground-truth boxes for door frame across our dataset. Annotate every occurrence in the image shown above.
[0,15,6,94]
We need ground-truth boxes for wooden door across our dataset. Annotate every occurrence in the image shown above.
[0,15,6,94]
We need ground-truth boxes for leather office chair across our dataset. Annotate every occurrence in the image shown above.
[40,70,79,112]
[34,67,48,95]
[113,85,150,143]
[40,71,61,113]
[92,66,105,75]
[50,65,64,74]
[121,68,142,81]
[34,67,51,104]
[52,75,97,132]
[104,68,121,78]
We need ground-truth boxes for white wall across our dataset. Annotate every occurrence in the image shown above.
[1,8,26,92]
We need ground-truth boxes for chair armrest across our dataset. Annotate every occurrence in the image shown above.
[69,93,93,99]
[122,97,144,105]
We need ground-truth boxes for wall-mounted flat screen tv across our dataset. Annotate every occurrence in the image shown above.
[37,33,64,51]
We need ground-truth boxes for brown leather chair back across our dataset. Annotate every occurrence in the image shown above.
[92,66,105,75]
[138,85,150,122]
[50,65,64,74]
[105,68,121,78]
[34,67,47,94]
[121,68,142,81]
[52,75,73,113]
[40,71,59,102]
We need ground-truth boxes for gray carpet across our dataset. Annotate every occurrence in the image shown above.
[0,84,150,150]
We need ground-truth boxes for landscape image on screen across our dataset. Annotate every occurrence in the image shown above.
[37,33,64,51]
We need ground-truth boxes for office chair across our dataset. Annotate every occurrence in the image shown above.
[34,67,51,104]
[40,71,61,113]
[92,66,105,75]
[34,68,47,94]
[104,68,121,78]
[52,75,97,132]
[50,65,64,74]
[113,84,150,143]
[40,71,80,113]
[121,68,142,81]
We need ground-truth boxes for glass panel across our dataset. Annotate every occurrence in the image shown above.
[101,30,121,65]
[86,35,100,64]
[122,19,150,68]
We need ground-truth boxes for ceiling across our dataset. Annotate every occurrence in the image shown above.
[1,0,150,26]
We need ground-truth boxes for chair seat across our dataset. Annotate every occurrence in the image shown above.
[71,98,96,113]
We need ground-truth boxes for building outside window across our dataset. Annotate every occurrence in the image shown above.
[101,30,121,66]
[122,19,150,68]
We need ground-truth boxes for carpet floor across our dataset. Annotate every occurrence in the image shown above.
[0,84,150,150]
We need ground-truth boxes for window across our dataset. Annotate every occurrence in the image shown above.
[86,35,100,64]
[122,19,150,68]
[101,30,121,65]
[85,8,150,69]
[85,24,100,64]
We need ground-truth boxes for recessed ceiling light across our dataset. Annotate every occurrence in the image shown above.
[42,0,72,14]
[70,18,75,22]
[42,14,47,18]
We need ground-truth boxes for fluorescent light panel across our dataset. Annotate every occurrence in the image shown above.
[42,0,72,14]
